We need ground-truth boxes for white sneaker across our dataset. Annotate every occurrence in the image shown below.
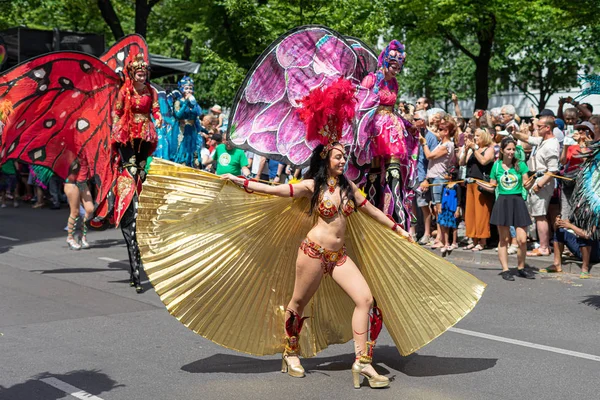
[507,244,519,255]
[0,203,6,208]
[67,237,81,250]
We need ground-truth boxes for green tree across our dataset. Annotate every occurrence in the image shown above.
[500,8,600,110]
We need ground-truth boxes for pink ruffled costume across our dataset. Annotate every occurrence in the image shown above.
[358,40,419,228]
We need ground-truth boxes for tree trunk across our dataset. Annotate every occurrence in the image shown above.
[135,0,151,38]
[97,0,125,40]
[182,38,192,61]
[474,54,490,110]
[473,15,495,110]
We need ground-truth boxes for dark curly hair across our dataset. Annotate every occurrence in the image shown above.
[304,143,355,215]
[499,137,520,172]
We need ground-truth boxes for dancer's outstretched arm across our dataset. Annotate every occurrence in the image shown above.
[221,173,313,198]
[350,182,414,242]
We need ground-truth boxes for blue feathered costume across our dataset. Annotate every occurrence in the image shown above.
[172,76,202,166]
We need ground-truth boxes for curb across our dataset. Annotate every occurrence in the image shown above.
[426,247,597,277]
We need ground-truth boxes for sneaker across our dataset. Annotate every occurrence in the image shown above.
[500,270,515,281]
[418,235,431,245]
[13,201,19,208]
[517,268,535,279]
[67,237,81,251]
[0,203,6,208]
[507,244,519,255]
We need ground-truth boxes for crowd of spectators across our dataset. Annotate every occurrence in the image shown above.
[406,95,599,280]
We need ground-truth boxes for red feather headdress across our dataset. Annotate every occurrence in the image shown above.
[297,78,357,158]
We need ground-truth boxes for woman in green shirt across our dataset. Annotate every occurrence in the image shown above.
[479,137,533,281]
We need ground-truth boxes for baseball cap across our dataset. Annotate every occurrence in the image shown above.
[536,109,555,118]
[574,121,594,131]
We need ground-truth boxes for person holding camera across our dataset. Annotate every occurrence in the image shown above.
[513,116,560,257]
[459,128,495,251]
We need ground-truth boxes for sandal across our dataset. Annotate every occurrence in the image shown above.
[430,241,444,249]
[471,244,484,252]
[463,243,475,250]
[539,265,563,273]
[580,271,590,279]
[527,248,550,257]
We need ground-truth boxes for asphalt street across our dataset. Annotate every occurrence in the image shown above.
[1,206,600,400]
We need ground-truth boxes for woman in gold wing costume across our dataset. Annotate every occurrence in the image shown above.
[137,78,486,390]
[224,139,406,388]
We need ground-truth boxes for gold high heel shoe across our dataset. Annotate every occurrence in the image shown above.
[352,357,389,389]
[352,304,388,389]
[281,344,305,378]
[281,309,308,378]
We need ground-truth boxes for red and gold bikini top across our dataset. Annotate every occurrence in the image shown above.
[317,193,355,219]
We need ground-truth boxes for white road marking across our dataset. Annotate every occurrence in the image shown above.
[98,257,120,262]
[40,377,105,400]
[450,327,600,362]
[0,235,19,241]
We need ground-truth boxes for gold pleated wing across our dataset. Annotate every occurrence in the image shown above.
[137,159,355,357]
[345,212,486,355]
[138,159,486,358]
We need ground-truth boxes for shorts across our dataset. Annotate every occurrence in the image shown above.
[416,181,431,207]
[65,179,89,192]
[527,183,553,217]
[430,178,447,204]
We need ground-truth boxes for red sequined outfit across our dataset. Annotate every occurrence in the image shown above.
[317,194,355,219]
[300,237,347,275]
[112,83,160,150]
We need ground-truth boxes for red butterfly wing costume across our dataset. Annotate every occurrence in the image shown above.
[0,52,120,206]
[0,35,153,223]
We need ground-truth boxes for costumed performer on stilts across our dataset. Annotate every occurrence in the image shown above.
[111,53,161,293]
[222,78,412,388]
[359,40,419,229]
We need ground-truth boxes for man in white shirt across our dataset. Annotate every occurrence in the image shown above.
[514,116,560,256]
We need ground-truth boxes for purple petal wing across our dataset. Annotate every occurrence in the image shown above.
[313,35,356,77]
[248,131,278,155]
[288,142,313,165]
[276,29,323,68]
[252,100,291,134]
[230,99,264,144]
[277,110,305,154]
[245,53,285,104]
[287,67,326,107]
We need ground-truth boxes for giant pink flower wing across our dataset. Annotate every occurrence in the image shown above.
[245,53,286,104]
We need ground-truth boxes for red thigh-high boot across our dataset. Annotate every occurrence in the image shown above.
[352,301,389,389]
[282,309,308,378]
